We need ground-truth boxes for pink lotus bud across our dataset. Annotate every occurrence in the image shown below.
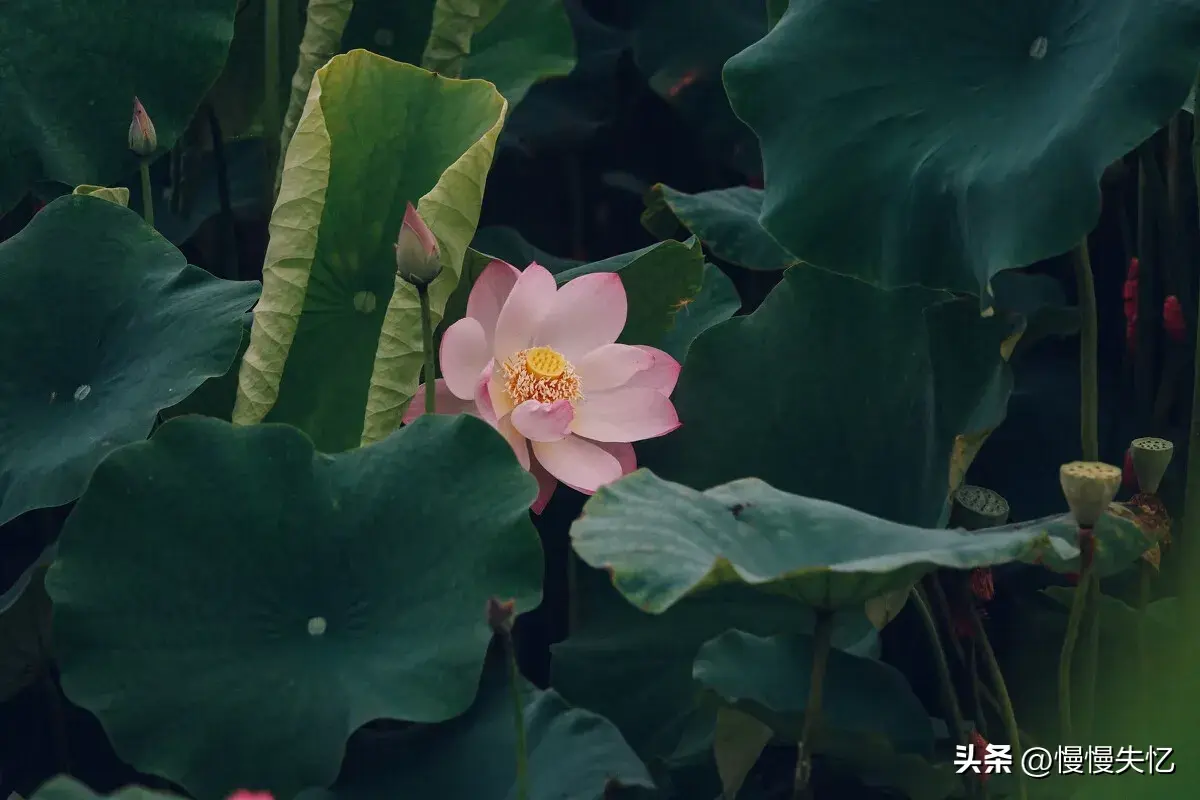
[395,202,441,287]
[128,97,157,157]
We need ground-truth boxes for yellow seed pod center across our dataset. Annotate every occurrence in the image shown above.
[525,346,567,379]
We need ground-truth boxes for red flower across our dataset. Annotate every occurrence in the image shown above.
[1123,257,1139,354]
[227,793,272,800]
[969,568,995,601]
[1065,572,1080,585]
[1123,448,1138,492]
[1164,295,1186,343]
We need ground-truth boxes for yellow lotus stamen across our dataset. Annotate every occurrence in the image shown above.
[503,346,582,405]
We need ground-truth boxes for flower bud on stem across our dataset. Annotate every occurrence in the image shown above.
[129,98,157,228]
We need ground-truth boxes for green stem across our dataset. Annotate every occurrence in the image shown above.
[1057,550,1093,741]
[1138,559,1152,686]
[504,630,530,800]
[969,606,1027,800]
[418,284,436,414]
[793,609,833,800]
[138,160,154,228]
[1079,574,1102,739]
[1072,238,1099,462]
[911,587,967,746]
[969,639,987,738]
[264,0,281,198]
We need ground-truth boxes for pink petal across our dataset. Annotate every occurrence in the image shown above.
[497,415,531,470]
[536,272,627,362]
[439,317,489,400]
[570,387,680,442]
[593,440,637,475]
[473,360,497,424]
[466,259,522,344]
[403,203,438,256]
[532,435,623,494]
[622,346,681,396]
[530,457,558,514]
[511,399,575,442]
[575,344,655,392]
[493,263,557,361]
[489,366,514,419]
[403,379,477,424]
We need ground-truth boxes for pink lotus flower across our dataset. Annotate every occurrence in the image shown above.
[405,260,682,512]
[226,792,272,800]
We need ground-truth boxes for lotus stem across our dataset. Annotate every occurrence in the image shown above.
[1057,530,1094,741]
[504,629,530,800]
[969,606,1027,800]
[1138,560,1152,685]
[138,160,154,228]
[793,609,833,800]
[417,284,436,414]
[911,587,967,747]
[264,0,282,198]
[1072,237,1099,462]
[1080,574,1102,738]
[970,639,987,738]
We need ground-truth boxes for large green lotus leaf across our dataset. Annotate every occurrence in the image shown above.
[299,652,653,800]
[695,633,963,799]
[0,196,259,526]
[551,567,877,761]
[695,631,933,755]
[658,262,741,362]
[570,470,1064,612]
[638,264,1012,527]
[471,225,584,274]
[45,414,543,800]
[0,0,238,211]
[642,185,799,271]
[231,51,507,452]
[30,778,182,800]
[723,0,1200,294]
[343,0,575,106]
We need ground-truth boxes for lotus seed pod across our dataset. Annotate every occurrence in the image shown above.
[1129,437,1174,494]
[950,485,1010,531]
[1059,461,1122,527]
[128,97,157,157]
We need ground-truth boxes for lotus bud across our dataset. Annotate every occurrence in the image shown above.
[1129,437,1174,495]
[1058,461,1122,528]
[950,485,1010,531]
[394,202,441,288]
[128,97,157,157]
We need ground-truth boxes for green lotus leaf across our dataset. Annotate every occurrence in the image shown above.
[551,567,884,762]
[343,0,575,105]
[470,225,584,274]
[657,262,741,362]
[230,50,507,452]
[998,509,1155,577]
[723,0,1200,293]
[569,470,1062,612]
[695,631,935,756]
[0,0,238,210]
[30,778,182,800]
[299,651,653,800]
[699,633,962,799]
[642,185,798,271]
[0,196,258,526]
[45,414,543,800]
[639,264,1012,527]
